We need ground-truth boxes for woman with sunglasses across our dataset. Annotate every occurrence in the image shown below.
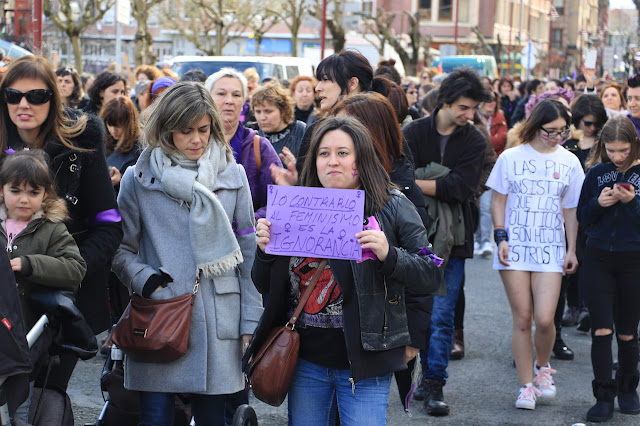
[0,56,122,393]
[486,99,584,410]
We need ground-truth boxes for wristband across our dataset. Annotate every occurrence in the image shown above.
[494,227,508,245]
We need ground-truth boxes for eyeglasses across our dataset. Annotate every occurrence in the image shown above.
[582,120,597,127]
[3,88,52,105]
[540,127,571,139]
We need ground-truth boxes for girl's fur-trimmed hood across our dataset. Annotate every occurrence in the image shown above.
[0,196,69,223]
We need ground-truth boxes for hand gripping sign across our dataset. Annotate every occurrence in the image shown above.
[265,185,365,261]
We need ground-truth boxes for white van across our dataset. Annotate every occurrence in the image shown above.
[171,56,314,81]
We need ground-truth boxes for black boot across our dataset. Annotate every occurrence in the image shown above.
[553,335,574,360]
[617,371,640,415]
[586,379,616,423]
[423,379,450,416]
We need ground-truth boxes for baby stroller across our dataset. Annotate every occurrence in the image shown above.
[0,250,98,426]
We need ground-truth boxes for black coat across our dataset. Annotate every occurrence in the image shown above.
[403,108,486,258]
[5,109,123,333]
[245,191,441,383]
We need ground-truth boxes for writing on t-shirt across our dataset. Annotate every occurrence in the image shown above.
[507,158,570,264]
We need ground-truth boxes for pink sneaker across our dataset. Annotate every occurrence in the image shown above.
[534,364,557,402]
[516,383,541,410]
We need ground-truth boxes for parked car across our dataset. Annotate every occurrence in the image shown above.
[171,56,314,81]
[0,41,33,60]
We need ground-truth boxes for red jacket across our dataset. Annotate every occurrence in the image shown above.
[490,110,508,156]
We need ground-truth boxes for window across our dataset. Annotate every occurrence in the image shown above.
[553,0,563,15]
[361,0,373,17]
[439,0,452,22]
[551,29,562,49]
[419,0,431,20]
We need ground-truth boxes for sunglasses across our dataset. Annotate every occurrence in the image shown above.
[540,127,571,140]
[3,88,52,105]
[582,120,596,127]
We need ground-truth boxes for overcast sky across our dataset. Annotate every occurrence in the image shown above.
[610,0,635,9]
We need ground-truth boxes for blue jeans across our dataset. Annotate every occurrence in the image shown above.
[474,190,493,245]
[139,391,230,426]
[421,257,466,384]
[288,359,391,426]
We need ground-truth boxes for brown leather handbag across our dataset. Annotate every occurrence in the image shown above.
[111,274,200,363]
[248,259,328,407]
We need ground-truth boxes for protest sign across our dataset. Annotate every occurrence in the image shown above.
[265,185,365,260]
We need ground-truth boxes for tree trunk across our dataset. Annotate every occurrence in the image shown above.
[134,11,156,66]
[216,22,224,55]
[291,30,298,57]
[254,34,262,56]
[71,33,83,73]
[327,19,345,52]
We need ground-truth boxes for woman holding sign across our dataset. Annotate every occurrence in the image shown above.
[486,99,584,411]
[246,116,441,424]
[578,115,640,422]
[113,82,263,425]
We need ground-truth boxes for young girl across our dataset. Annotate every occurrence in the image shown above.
[100,97,142,189]
[486,99,584,410]
[578,114,640,422]
[1,150,87,421]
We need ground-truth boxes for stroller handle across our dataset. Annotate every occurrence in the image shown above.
[26,314,49,349]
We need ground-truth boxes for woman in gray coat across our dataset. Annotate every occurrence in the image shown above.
[112,82,262,425]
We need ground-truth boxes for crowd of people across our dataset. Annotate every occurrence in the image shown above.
[2,50,640,425]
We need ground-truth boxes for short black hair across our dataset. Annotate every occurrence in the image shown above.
[571,94,607,130]
[315,50,373,95]
[436,67,492,107]
[526,79,542,95]
[576,74,586,84]
[88,71,127,107]
[628,73,640,89]
[180,69,207,83]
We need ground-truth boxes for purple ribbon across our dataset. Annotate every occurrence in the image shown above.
[85,209,122,226]
[418,246,444,267]
[232,220,255,236]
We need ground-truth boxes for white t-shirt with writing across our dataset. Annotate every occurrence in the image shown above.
[486,143,585,272]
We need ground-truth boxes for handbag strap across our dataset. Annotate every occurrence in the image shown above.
[288,259,328,328]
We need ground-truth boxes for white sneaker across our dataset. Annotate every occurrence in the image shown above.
[480,241,493,257]
[534,364,557,402]
[516,383,541,410]
[473,241,480,256]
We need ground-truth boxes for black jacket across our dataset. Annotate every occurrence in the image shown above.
[403,108,486,258]
[245,191,442,383]
[5,109,123,333]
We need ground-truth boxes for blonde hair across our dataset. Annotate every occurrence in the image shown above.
[250,82,295,125]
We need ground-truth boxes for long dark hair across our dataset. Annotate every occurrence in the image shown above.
[332,93,402,173]
[100,97,140,154]
[518,99,571,144]
[300,116,392,216]
[587,115,640,172]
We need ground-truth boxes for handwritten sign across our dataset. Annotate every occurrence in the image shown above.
[265,185,365,260]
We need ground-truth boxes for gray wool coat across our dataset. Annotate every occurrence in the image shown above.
[112,146,263,394]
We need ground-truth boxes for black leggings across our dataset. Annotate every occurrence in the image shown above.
[582,246,640,336]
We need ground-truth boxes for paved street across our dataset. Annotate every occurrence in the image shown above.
[69,255,635,425]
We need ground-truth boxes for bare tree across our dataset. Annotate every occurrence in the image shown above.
[43,0,115,73]
[246,11,279,56]
[132,0,165,66]
[163,0,250,56]
[270,0,310,57]
[359,8,397,56]
[310,0,345,53]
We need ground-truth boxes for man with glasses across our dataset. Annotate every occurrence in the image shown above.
[403,67,492,416]
[627,73,640,137]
